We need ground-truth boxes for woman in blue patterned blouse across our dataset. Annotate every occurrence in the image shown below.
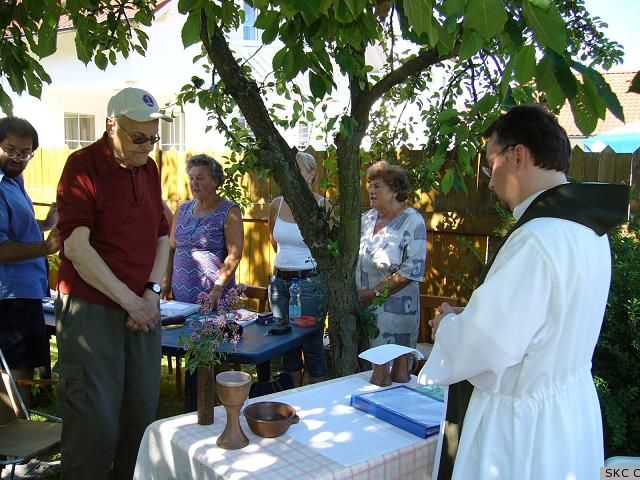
[161,154,244,309]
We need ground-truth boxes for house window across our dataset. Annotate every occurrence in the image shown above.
[297,122,310,150]
[64,113,95,149]
[243,2,257,41]
[160,112,185,151]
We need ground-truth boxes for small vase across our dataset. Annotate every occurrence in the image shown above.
[197,366,215,425]
[369,362,392,387]
[216,371,252,449]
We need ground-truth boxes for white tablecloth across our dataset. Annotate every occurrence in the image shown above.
[134,372,438,480]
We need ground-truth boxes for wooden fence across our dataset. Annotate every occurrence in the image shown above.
[25,146,639,303]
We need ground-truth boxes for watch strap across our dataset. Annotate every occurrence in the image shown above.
[145,282,161,294]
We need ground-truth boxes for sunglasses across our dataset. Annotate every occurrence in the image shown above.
[116,121,160,145]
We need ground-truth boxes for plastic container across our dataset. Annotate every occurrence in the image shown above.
[288,278,302,321]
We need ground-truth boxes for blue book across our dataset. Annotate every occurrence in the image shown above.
[350,385,444,438]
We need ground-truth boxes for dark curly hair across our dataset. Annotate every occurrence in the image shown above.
[366,161,411,202]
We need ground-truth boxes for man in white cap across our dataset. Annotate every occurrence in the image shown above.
[55,87,171,479]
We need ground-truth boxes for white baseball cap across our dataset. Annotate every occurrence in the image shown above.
[107,87,173,122]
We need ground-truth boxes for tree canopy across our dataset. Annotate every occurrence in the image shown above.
[0,0,631,375]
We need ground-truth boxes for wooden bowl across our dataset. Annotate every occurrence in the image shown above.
[243,401,299,438]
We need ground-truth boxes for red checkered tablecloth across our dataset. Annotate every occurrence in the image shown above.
[134,373,438,480]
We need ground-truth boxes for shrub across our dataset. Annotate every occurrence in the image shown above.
[593,222,640,457]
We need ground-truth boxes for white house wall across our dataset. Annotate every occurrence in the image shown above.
[6,0,433,154]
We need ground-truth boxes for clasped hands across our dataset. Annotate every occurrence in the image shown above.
[125,289,160,332]
[429,302,464,341]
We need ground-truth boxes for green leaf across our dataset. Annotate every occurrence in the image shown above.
[177,0,207,14]
[23,70,42,98]
[338,115,358,138]
[94,51,108,70]
[335,0,355,23]
[522,1,566,54]
[435,22,457,56]
[463,0,507,41]
[535,52,565,109]
[441,169,454,194]
[404,0,437,47]
[221,0,235,25]
[513,44,535,84]
[442,0,468,16]
[309,71,327,98]
[569,83,598,135]
[438,108,459,123]
[255,10,280,44]
[572,64,624,123]
[35,20,58,58]
[181,11,202,48]
[272,47,288,71]
[527,0,551,8]
[501,16,524,49]
[0,86,14,116]
[473,93,497,114]
[342,22,364,48]
[459,29,483,60]
[581,74,606,120]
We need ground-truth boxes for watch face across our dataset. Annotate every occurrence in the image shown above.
[147,282,161,294]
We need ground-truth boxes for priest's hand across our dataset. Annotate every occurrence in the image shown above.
[429,302,463,341]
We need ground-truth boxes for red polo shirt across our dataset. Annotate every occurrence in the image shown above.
[56,133,170,308]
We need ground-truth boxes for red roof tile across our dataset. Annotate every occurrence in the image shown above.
[558,71,640,137]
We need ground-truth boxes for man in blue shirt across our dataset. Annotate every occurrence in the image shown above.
[0,117,60,405]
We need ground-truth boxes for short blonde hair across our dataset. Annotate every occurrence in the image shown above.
[297,152,317,184]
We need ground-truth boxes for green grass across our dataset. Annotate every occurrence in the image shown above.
[9,339,284,478]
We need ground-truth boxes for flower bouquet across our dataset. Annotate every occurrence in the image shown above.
[179,284,247,425]
[180,283,247,375]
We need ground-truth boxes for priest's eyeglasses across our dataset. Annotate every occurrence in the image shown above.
[0,144,34,161]
[481,144,517,178]
[116,121,161,145]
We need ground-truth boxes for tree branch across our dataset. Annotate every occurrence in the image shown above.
[199,10,288,156]
[355,46,457,125]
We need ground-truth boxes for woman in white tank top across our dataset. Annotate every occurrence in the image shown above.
[267,152,330,386]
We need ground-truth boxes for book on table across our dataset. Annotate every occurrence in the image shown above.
[159,299,199,318]
[350,385,444,438]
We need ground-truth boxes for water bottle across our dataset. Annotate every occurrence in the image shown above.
[288,278,302,321]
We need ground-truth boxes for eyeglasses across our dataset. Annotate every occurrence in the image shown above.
[0,144,34,161]
[481,144,517,178]
[116,121,160,145]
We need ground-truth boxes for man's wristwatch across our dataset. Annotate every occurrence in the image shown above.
[145,282,161,295]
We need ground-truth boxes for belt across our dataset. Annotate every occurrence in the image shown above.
[274,268,317,280]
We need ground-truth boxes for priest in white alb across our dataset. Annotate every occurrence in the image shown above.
[419,105,629,480]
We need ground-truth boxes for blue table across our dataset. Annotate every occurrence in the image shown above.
[166,318,321,410]
[45,312,321,410]
[160,317,320,381]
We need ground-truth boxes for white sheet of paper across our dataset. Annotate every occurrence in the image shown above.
[358,343,424,365]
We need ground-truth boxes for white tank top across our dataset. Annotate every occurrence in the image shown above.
[273,197,321,270]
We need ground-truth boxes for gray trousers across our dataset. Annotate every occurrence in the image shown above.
[54,294,161,480]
